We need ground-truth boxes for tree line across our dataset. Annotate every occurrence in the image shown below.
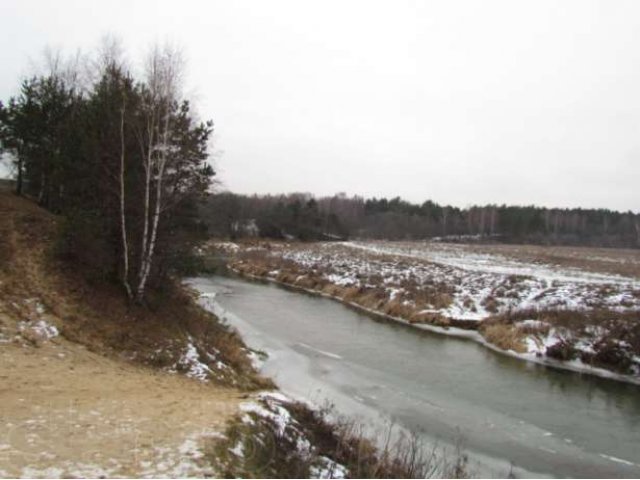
[0,43,214,301]
[201,192,640,248]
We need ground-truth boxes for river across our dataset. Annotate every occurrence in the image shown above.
[189,275,640,478]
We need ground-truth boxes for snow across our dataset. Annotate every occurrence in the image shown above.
[213,241,240,252]
[21,463,116,479]
[310,456,348,479]
[236,391,349,478]
[519,319,549,329]
[136,431,221,478]
[176,340,212,381]
[325,273,357,286]
[228,440,245,458]
[523,328,565,356]
[172,336,230,383]
[245,242,640,323]
[240,399,292,436]
[18,319,59,341]
[347,241,640,287]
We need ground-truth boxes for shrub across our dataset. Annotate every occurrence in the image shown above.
[591,340,633,374]
[480,323,526,353]
[545,340,577,361]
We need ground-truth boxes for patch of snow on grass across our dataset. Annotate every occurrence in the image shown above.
[310,455,348,479]
[138,431,220,478]
[229,440,245,458]
[346,241,640,287]
[240,399,292,436]
[21,462,118,479]
[325,273,357,286]
[18,319,59,342]
[177,339,212,382]
[268,243,640,322]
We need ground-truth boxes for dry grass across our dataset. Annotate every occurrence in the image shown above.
[485,307,640,373]
[478,323,527,353]
[209,396,469,479]
[230,250,462,333]
[0,191,270,390]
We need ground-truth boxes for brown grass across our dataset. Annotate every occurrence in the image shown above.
[479,323,527,353]
[228,249,466,334]
[209,396,469,479]
[485,307,640,373]
[0,191,270,390]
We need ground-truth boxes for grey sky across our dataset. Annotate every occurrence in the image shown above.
[1,0,639,211]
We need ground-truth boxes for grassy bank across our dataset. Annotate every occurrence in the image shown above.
[212,240,640,383]
[208,392,468,479]
[0,191,269,390]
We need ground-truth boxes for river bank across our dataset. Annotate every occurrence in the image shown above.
[217,240,640,384]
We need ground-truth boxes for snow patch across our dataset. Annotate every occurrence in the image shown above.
[18,319,59,342]
[310,456,348,479]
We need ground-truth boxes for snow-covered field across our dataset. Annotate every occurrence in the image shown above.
[346,241,640,286]
[225,240,640,379]
[258,242,640,321]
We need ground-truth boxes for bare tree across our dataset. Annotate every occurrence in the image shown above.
[135,43,185,301]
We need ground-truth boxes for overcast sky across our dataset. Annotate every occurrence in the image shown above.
[1,0,639,211]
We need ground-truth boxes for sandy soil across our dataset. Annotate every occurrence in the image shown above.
[0,191,245,477]
[0,319,242,478]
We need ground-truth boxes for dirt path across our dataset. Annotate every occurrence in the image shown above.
[0,325,241,478]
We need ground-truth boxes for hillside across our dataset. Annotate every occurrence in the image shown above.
[0,191,455,479]
[0,191,258,476]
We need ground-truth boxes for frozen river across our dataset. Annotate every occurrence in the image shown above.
[189,275,640,478]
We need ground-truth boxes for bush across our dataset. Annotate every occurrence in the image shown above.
[545,339,577,361]
[591,341,633,373]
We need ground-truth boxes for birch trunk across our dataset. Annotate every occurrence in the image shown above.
[135,43,183,302]
[119,102,132,300]
[136,111,171,301]
[138,113,154,279]
[136,159,166,300]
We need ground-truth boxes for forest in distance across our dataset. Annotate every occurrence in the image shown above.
[202,191,640,248]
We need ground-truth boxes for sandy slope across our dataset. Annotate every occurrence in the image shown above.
[0,315,242,478]
[0,191,244,477]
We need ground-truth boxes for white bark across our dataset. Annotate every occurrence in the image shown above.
[138,108,154,279]
[136,112,171,299]
[119,101,132,300]
[135,43,183,302]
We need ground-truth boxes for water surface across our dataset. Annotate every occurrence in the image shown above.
[190,275,640,478]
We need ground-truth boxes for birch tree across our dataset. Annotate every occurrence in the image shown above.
[135,44,185,301]
[119,95,132,299]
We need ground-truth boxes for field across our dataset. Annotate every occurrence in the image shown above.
[360,241,640,279]
[219,240,640,381]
